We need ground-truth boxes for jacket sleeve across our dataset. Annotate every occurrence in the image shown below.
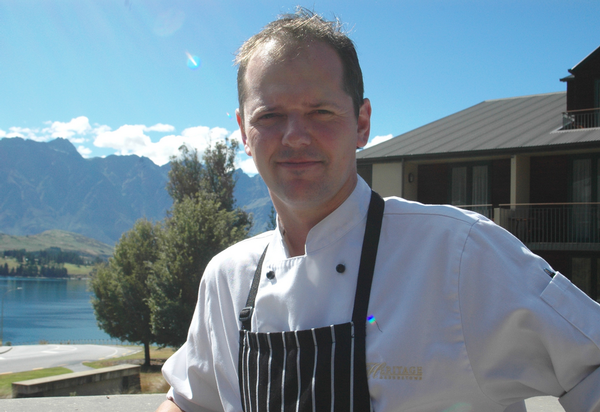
[161,274,226,412]
[458,218,600,411]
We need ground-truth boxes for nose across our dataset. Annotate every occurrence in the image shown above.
[281,113,311,148]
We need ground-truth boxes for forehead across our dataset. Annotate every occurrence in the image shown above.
[243,40,345,99]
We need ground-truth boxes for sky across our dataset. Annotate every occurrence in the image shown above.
[1,0,599,175]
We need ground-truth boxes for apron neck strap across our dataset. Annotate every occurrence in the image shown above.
[351,190,385,325]
[239,190,385,332]
[239,245,268,331]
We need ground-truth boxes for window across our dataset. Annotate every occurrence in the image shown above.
[571,157,600,242]
[571,257,600,301]
[451,166,468,206]
[450,163,490,217]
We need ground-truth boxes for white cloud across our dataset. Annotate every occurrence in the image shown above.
[238,157,258,176]
[77,145,93,157]
[94,124,152,153]
[364,134,394,149]
[229,129,244,146]
[2,117,250,169]
[43,116,92,139]
[2,116,98,146]
[92,123,240,166]
[146,123,175,133]
[7,126,43,141]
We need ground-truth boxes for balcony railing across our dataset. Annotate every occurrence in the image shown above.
[495,203,600,250]
[453,204,494,220]
[562,108,600,130]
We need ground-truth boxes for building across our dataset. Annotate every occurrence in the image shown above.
[357,45,600,301]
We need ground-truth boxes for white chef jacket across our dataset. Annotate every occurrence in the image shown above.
[162,177,600,412]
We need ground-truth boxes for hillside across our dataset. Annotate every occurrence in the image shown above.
[0,230,113,260]
[0,137,272,244]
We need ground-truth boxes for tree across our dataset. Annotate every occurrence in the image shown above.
[90,218,161,367]
[168,138,249,215]
[201,138,238,211]
[148,193,250,347]
[147,139,251,347]
[267,206,277,231]
[166,145,204,203]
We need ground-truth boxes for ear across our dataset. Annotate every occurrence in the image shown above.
[236,109,252,156]
[356,98,372,149]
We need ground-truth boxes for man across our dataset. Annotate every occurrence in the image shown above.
[157,9,600,412]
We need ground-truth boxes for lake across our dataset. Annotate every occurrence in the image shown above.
[0,277,119,345]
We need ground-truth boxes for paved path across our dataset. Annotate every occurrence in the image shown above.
[0,344,139,374]
[0,394,167,412]
[0,395,565,412]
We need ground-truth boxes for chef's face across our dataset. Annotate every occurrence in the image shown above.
[237,41,371,214]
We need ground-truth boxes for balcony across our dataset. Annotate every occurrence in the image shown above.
[454,204,494,220]
[495,203,600,251]
[562,108,600,130]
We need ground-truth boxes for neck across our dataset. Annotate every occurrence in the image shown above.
[276,210,319,257]
[272,181,358,257]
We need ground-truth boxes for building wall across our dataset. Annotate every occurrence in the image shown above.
[357,164,372,187]
[372,162,403,198]
[403,162,419,201]
[566,49,600,111]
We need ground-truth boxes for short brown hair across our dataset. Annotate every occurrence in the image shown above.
[235,8,364,120]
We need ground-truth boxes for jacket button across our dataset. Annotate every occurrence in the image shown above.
[266,270,275,280]
[336,264,346,273]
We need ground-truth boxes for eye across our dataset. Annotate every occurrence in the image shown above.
[251,112,282,127]
[312,109,333,116]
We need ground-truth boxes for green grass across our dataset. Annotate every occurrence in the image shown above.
[0,257,20,271]
[0,367,72,398]
[0,346,176,398]
[63,262,95,277]
[0,230,113,260]
[83,346,175,394]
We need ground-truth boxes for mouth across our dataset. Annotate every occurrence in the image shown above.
[277,159,323,169]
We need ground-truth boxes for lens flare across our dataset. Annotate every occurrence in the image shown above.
[186,52,200,70]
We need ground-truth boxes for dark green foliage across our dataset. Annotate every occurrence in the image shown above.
[92,139,252,350]
[0,248,81,278]
[166,145,204,204]
[90,218,161,366]
[148,140,251,347]
[201,138,238,211]
[267,206,277,231]
[3,248,86,265]
[148,193,250,347]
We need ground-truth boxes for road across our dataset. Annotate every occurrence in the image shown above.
[0,344,140,374]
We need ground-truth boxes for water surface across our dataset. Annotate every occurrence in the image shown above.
[1,277,117,345]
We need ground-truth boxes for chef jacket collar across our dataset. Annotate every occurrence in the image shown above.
[270,176,372,259]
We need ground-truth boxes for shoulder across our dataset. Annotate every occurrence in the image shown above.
[379,196,521,258]
[382,196,486,227]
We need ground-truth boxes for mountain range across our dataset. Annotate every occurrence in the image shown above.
[0,137,272,245]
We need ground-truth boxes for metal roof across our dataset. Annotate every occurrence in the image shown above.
[357,91,600,161]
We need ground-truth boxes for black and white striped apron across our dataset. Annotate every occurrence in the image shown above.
[238,191,385,412]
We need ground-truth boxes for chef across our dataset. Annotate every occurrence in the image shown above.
[156,8,600,412]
